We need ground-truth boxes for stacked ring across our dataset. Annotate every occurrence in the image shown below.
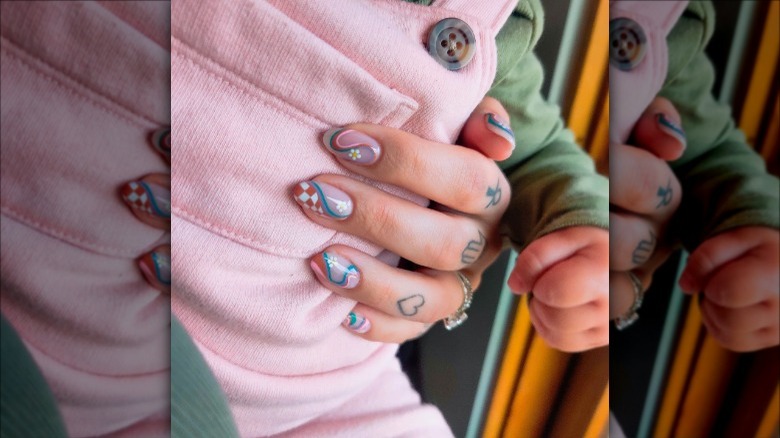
[443,272,474,330]
[614,271,644,330]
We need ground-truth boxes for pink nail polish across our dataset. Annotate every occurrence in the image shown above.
[656,113,686,148]
[139,246,171,293]
[343,311,371,334]
[293,181,353,220]
[322,128,381,165]
[311,252,360,289]
[485,113,515,150]
[150,127,170,162]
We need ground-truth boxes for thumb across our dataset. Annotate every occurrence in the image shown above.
[678,233,748,294]
[459,96,515,161]
[631,96,687,161]
[508,233,581,294]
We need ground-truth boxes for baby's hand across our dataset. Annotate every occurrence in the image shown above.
[508,226,609,352]
[679,226,780,351]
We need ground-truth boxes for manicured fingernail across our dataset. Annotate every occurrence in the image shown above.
[121,180,171,219]
[293,181,353,220]
[343,311,371,334]
[150,127,170,162]
[485,113,515,150]
[322,128,381,165]
[139,246,171,292]
[311,251,360,289]
[656,113,686,148]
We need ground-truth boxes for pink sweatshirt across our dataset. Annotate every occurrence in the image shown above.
[609,1,688,144]
[171,0,515,435]
[1,1,170,437]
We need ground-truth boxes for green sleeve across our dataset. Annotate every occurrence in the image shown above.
[489,0,609,250]
[662,2,780,250]
[1,314,67,438]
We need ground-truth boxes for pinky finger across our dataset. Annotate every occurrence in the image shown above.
[343,304,431,344]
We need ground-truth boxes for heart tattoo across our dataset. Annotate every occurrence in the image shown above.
[397,294,425,316]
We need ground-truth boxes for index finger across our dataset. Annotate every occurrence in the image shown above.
[320,124,510,217]
[609,143,680,219]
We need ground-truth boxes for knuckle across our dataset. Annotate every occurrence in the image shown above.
[424,238,461,271]
[431,221,480,271]
[453,154,492,209]
[375,282,399,311]
[359,199,398,240]
[404,143,429,179]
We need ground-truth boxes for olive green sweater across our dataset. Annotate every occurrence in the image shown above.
[662,1,779,248]
[412,0,778,250]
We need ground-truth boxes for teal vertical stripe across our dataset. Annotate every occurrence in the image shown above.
[719,1,758,104]
[636,252,689,438]
[548,0,587,105]
[466,251,518,438]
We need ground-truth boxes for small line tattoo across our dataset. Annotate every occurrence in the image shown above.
[632,231,656,265]
[397,294,425,316]
[656,179,673,208]
[461,231,486,264]
[485,180,502,208]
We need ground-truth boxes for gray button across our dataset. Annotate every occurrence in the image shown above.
[427,18,476,71]
[609,17,647,71]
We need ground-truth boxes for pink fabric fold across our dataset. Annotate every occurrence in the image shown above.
[171,0,515,435]
[609,0,688,145]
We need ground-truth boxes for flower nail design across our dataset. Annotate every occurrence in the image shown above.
[310,251,360,289]
[293,181,353,220]
[322,128,381,165]
[343,311,371,334]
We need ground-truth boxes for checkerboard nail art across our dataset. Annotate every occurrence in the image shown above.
[121,181,171,219]
[293,181,353,220]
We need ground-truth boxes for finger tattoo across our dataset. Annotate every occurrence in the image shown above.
[461,231,486,264]
[397,294,425,316]
[656,179,673,208]
[485,180,502,209]
[631,230,656,265]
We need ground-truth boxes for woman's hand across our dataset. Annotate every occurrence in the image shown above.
[609,97,685,324]
[120,128,171,293]
[294,97,513,343]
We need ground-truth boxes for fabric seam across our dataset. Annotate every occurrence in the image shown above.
[0,36,157,127]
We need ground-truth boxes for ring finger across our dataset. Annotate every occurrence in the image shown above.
[309,245,466,323]
[609,212,659,271]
